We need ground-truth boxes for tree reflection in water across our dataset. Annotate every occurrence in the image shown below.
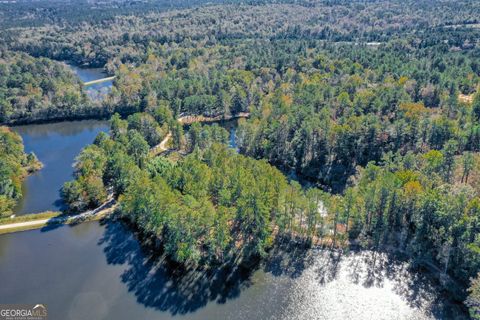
[98,220,468,319]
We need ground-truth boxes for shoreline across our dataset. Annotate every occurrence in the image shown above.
[1,112,249,234]
[2,111,251,127]
[0,199,116,235]
[2,113,112,127]
[0,203,470,317]
[150,112,250,156]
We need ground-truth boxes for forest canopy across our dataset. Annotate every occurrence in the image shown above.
[0,0,479,316]
[62,113,332,265]
[0,51,95,124]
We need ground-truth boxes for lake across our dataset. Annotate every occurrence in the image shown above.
[11,119,239,215]
[3,120,466,319]
[3,69,466,319]
[10,63,113,215]
[12,120,109,215]
[67,64,113,101]
[0,219,462,320]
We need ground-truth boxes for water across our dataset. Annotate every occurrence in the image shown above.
[10,63,112,215]
[224,120,238,150]
[0,220,463,319]
[10,117,235,215]
[12,120,109,215]
[209,119,238,150]
[67,64,113,100]
[67,65,107,83]
[2,110,465,319]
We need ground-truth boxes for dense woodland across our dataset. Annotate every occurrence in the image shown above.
[0,0,480,317]
[62,112,331,263]
[1,0,480,124]
[0,51,94,123]
[1,1,479,66]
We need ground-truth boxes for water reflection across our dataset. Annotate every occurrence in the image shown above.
[99,221,254,315]
[0,220,466,319]
[67,64,113,100]
[14,120,107,138]
[12,120,109,214]
[67,65,107,83]
[98,220,463,319]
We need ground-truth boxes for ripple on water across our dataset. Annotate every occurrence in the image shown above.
[237,249,444,320]
[0,221,464,319]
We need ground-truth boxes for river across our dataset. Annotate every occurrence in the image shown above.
[0,219,462,320]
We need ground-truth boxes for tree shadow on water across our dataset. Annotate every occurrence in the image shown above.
[263,236,317,279]
[264,244,469,319]
[97,220,255,316]
[97,223,469,319]
[341,250,469,319]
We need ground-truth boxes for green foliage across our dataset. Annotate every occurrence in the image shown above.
[473,94,480,122]
[127,113,165,147]
[7,0,480,310]
[119,142,328,264]
[0,127,39,216]
[336,151,480,294]
[468,273,480,319]
[187,122,229,151]
[0,51,93,124]
[64,113,330,265]
[127,130,149,168]
[61,144,108,212]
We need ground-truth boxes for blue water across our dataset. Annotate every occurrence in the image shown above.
[12,120,109,214]
[67,64,113,100]
[0,219,457,319]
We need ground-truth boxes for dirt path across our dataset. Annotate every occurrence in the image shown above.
[0,198,117,234]
[0,112,250,234]
[150,132,172,156]
[149,112,250,156]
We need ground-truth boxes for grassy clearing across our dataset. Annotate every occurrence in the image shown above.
[0,211,62,226]
[0,222,51,235]
[459,93,474,104]
[0,205,116,235]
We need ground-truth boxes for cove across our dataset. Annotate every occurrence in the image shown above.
[10,119,236,215]
[12,120,109,215]
[10,64,113,215]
